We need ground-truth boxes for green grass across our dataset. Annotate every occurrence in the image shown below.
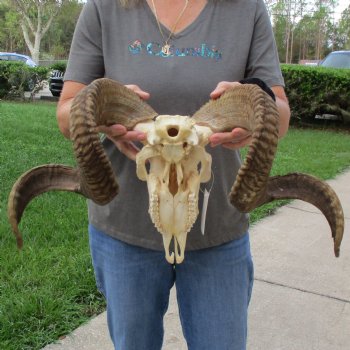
[0,102,105,350]
[249,127,350,222]
[1,101,350,349]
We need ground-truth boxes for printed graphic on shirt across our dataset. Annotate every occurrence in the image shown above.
[128,40,222,61]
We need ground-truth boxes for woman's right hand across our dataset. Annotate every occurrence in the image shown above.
[97,124,146,161]
[57,82,150,161]
[99,84,151,161]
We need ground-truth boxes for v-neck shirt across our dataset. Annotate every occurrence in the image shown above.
[65,0,284,251]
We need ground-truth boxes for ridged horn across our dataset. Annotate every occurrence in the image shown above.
[193,84,344,257]
[193,84,279,211]
[7,165,83,248]
[8,78,157,248]
[69,78,158,204]
[255,173,344,257]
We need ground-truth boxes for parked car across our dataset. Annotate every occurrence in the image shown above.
[315,51,349,122]
[0,52,37,67]
[318,51,350,69]
[49,70,64,97]
[0,52,38,92]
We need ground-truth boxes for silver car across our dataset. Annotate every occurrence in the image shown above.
[0,52,37,67]
[319,51,350,69]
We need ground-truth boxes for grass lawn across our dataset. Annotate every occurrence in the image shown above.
[1,101,350,349]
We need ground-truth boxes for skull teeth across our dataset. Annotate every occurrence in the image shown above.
[149,192,198,236]
[149,193,164,234]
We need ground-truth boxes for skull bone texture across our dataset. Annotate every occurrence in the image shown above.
[134,115,213,263]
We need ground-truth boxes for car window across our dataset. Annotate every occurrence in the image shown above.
[10,55,27,62]
[321,53,350,69]
[0,55,9,60]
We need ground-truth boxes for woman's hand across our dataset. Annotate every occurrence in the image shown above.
[101,84,150,161]
[209,81,251,150]
[209,128,252,150]
[97,124,146,160]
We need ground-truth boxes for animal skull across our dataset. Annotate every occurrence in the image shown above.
[7,78,344,264]
[134,115,213,263]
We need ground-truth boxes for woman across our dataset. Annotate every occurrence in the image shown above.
[57,0,290,349]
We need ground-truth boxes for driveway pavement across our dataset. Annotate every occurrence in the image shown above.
[42,170,350,350]
[24,81,58,101]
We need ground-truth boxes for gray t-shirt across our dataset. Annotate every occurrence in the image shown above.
[65,0,284,251]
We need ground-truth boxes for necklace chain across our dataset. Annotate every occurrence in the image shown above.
[150,0,189,56]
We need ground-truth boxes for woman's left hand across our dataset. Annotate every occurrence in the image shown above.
[208,81,252,150]
[209,128,252,150]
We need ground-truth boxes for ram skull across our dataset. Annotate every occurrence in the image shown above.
[134,115,212,263]
[8,78,344,264]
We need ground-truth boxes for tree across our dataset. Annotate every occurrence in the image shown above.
[335,5,350,49]
[264,0,278,17]
[313,0,338,60]
[42,0,83,59]
[294,15,317,61]
[9,0,67,64]
[0,2,24,52]
[267,0,350,62]
[271,0,310,63]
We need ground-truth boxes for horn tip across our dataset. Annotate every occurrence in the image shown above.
[11,223,23,249]
[16,234,23,250]
[334,245,340,258]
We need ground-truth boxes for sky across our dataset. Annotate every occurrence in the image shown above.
[337,0,348,11]
[335,0,349,20]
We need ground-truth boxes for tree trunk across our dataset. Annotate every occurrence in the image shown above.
[12,0,60,64]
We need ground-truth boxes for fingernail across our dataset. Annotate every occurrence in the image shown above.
[137,133,146,140]
[110,125,124,132]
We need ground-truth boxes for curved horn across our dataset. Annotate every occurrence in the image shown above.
[193,84,279,211]
[255,173,344,257]
[8,78,157,247]
[193,85,344,257]
[69,78,158,204]
[8,165,83,248]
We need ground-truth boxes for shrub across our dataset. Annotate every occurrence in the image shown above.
[49,61,67,73]
[0,61,49,100]
[281,64,350,125]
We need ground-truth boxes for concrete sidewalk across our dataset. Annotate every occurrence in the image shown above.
[43,170,350,350]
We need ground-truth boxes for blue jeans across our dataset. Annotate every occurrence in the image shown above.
[89,225,254,350]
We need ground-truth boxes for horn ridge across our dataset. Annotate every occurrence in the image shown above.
[193,84,279,212]
[232,92,279,211]
[193,85,279,212]
[193,85,344,257]
[69,78,157,204]
[7,164,82,249]
[254,173,344,257]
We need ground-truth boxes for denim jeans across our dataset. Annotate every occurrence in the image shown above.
[89,224,254,350]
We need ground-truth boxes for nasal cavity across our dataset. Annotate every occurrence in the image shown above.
[167,126,179,137]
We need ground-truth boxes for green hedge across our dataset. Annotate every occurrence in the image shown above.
[49,61,67,73]
[0,61,49,100]
[281,64,350,125]
[44,62,350,125]
[1,61,349,126]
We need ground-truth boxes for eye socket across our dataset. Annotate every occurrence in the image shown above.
[183,142,188,148]
[167,127,179,137]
